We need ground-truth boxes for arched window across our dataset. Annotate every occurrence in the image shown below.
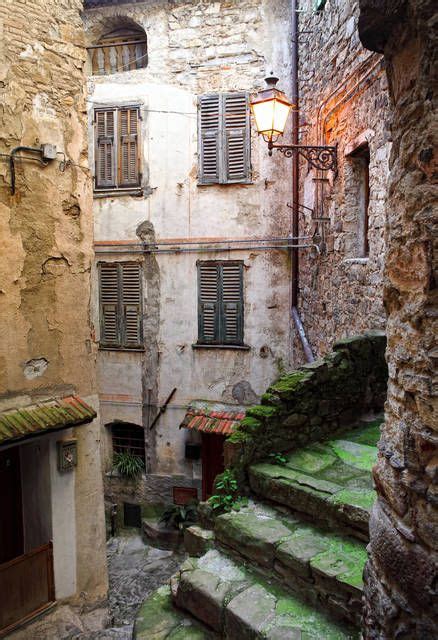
[109,421,145,463]
[89,26,147,76]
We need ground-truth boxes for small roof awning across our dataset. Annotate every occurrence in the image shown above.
[0,396,97,448]
[180,401,246,436]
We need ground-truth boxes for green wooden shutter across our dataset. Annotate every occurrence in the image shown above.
[95,109,116,188]
[119,108,140,187]
[121,262,143,348]
[220,262,244,344]
[223,93,250,184]
[99,262,120,347]
[198,262,220,343]
[198,94,220,184]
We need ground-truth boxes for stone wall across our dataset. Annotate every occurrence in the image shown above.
[228,332,387,466]
[294,0,391,359]
[358,1,438,638]
[0,0,107,609]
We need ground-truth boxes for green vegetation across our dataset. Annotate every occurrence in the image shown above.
[159,502,198,531]
[113,451,144,479]
[208,469,248,513]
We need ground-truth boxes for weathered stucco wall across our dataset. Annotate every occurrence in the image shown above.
[296,0,391,358]
[358,1,438,637]
[84,0,295,498]
[0,0,107,608]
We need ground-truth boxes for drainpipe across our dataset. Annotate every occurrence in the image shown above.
[290,0,315,362]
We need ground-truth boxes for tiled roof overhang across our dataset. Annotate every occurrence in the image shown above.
[0,396,97,448]
[180,401,246,436]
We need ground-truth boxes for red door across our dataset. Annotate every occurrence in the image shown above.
[0,447,24,565]
[201,433,225,500]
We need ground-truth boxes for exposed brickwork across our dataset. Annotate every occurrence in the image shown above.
[358,1,438,637]
[294,1,391,359]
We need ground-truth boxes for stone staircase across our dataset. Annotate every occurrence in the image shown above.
[134,416,382,639]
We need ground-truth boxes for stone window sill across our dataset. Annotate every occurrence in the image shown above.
[94,188,143,198]
[99,347,145,353]
[192,343,251,351]
[342,257,369,265]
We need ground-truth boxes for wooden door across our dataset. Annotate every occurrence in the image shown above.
[0,447,24,565]
[201,433,225,500]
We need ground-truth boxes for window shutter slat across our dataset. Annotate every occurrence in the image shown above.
[224,93,250,183]
[199,95,220,184]
[121,263,142,347]
[96,110,116,188]
[119,108,139,187]
[99,263,120,346]
[221,263,243,344]
[198,263,220,343]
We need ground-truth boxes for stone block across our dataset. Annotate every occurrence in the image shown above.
[184,526,214,557]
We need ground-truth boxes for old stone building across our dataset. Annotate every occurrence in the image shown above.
[0,0,108,636]
[297,0,391,356]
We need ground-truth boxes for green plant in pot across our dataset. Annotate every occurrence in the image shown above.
[159,502,198,531]
[113,451,144,479]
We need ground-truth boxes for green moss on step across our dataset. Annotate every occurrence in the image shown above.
[327,439,377,472]
[239,416,263,433]
[246,405,281,420]
[285,445,337,475]
[329,487,376,512]
[269,370,314,395]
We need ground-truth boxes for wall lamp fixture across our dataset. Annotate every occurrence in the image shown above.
[250,76,337,172]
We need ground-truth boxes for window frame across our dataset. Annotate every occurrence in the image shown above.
[98,261,144,351]
[111,422,145,464]
[93,105,142,193]
[196,260,246,348]
[197,92,251,186]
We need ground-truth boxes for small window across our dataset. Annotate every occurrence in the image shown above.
[98,262,143,349]
[350,144,370,257]
[198,93,251,185]
[197,261,244,346]
[111,422,145,463]
[89,27,148,76]
[94,106,141,192]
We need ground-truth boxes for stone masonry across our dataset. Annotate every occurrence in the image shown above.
[296,0,392,358]
[358,1,438,638]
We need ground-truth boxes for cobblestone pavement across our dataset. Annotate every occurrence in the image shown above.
[80,534,184,639]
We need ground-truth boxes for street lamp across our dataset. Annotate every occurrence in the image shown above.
[250,75,337,172]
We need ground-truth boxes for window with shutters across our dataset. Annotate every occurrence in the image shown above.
[94,106,141,192]
[98,262,143,349]
[197,261,244,346]
[198,93,251,185]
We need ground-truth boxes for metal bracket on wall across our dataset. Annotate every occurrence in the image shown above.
[149,388,177,430]
[268,141,338,173]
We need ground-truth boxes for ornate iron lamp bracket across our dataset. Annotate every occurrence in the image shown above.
[268,141,337,173]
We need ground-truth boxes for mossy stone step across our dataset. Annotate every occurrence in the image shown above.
[214,502,366,625]
[134,584,218,639]
[172,549,359,639]
[249,423,380,538]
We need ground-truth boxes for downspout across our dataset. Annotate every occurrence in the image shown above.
[290,0,315,362]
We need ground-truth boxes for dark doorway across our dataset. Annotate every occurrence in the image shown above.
[0,447,24,564]
[201,433,225,500]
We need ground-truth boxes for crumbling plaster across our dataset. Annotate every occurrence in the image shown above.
[85,0,296,486]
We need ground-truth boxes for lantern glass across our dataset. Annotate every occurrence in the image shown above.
[250,77,293,142]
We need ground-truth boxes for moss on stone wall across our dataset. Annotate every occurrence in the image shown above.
[227,332,387,469]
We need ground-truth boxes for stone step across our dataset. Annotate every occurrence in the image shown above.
[249,420,381,539]
[214,502,366,626]
[134,584,218,639]
[172,549,359,639]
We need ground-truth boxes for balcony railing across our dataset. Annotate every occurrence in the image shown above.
[0,542,55,636]
[88,38,148,76]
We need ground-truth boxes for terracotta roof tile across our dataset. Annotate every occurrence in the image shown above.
[180,403,246,435]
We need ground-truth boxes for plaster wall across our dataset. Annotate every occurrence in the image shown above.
[84,0,295,489]
[296,0,391,358]
[0,0,108,611]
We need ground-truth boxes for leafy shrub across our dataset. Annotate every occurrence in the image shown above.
[113,451,144,479]
[269,452,288,466]
[159,502,198,531]
[208,469,248,513]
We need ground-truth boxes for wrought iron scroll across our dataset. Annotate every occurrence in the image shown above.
[268,143,337,172]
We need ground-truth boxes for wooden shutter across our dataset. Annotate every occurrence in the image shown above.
[198,262,220,343]
[223,93,250,184]
[95,109,116,188]
[99,262,120,347]
[220,262,243,344]
[119,108,140,187]
[121,262,142,348]
[198,94,220,184]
